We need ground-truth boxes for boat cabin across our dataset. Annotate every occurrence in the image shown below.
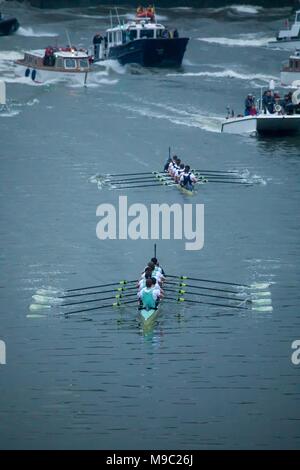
[282,50,300,72]
[278,10,300,40]
[106,18,168,48]
[20,48,90,71]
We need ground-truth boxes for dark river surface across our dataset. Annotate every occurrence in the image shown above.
[1,2,300,449]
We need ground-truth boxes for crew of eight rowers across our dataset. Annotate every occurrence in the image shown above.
[164,155,198,191]
[138,258,165,311]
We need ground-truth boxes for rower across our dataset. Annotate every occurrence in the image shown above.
[168,155,179,176]
[174,162,185,183]
[180,165,197,191]
[138,278,160,311]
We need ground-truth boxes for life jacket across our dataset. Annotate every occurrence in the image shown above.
[141,288,156,309]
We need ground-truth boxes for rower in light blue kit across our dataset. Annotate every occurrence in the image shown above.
[138,278,160,311]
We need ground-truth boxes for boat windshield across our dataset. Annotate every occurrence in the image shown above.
[79,58,89,68]
[140,29,154,39]
[64,58,76,69]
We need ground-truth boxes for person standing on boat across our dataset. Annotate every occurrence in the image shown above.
[93,33,103,61]
[244,94,255,116]
[262,90,275,114]
[180,165,197,192]
[138,279,160,310]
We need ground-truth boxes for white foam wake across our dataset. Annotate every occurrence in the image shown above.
[167,69,276,84]
[16,27,58,37]
[197,35,273,48]
[229,4,262,14]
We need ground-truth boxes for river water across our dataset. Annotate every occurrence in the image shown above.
[0,2,300,449]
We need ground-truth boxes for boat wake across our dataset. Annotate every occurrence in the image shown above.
[113,101,223,133]
[167,68,277,86]
[16,27,58,37]
[197,34,273,48]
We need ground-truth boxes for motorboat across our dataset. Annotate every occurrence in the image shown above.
[0,12,19,36]
[269,10,300,50]
[281,50,300,86]
[92,6,189,67]
[221,86,300,136]
[15,46,91,85]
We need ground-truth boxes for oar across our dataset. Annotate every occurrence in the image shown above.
[164,287,246,303]
[35,279,137,297]
[166,280,242,295]
[193,169,240,175]
[64,298,138,316]
[167,275,270,290]
[204,180,251,185]
[114,182,175,190]
[58,292,137,308]
[61,285,137,300]
[108,176,159,184]
[165,296,249,310]
[106,171,153,177]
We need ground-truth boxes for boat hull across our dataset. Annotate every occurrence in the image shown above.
[268,39,300,50]
[221,115,257,134]
[221,114,300,136]
[0,17,19,36]
[108,38,189,67]
[139,307,159,327]
[15,64,88,85]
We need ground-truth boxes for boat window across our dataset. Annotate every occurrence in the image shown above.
[64,58,76,69]
[129,29,137,40]
[297,12,300,22]
[56,58,63,68]
[108,32,113,43]
[156,29,164,38]
[79,59,89,68]
[140,29,154,39]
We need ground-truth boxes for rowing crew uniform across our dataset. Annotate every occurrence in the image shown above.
[174,167,184,182]
[141,269,164,284]
[168,162,179,178]
[138,287,159,310]
[138,278,161,296]
[180,171,197,191]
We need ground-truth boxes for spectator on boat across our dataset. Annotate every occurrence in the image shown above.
[281,94,294,115]
[93,33,103,61]
[262,90,275,114]
[173,29,179,38]
[249,104,257,116]
[244,94,255,115]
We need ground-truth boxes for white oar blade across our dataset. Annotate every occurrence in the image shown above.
[29,303,51,312]
[252,305,273,313]
[36,288,64,296]
[251,298,272,306]
[26,313,48,318]
[32,294,64,305]
[250,282,271,290]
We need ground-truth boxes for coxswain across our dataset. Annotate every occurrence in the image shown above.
[138,278,160,311]
[150,257,165,276]
[180,165,197,191]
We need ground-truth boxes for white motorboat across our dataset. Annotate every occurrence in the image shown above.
[222,113,300,136]
[221,86,300,136]
[269,10,300,50]
[15,46,91,85]
[281,50,300,86]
